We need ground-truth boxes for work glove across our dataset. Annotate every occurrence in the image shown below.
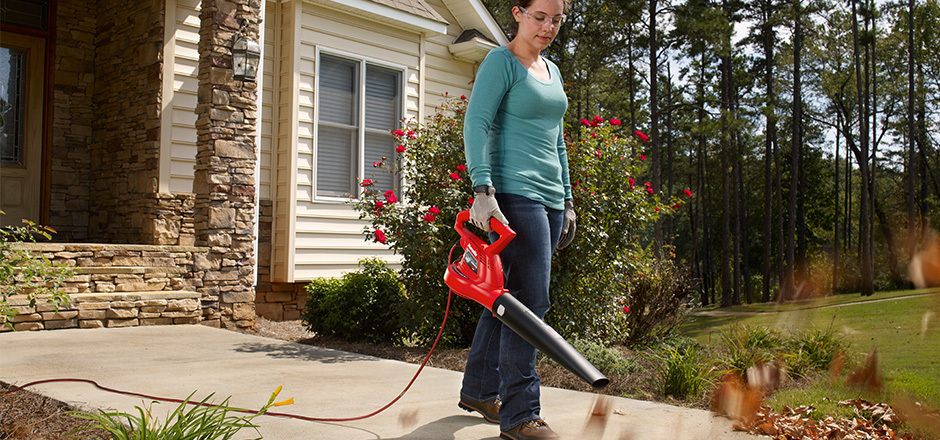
[557,199,576,250]
[470,185,508,232]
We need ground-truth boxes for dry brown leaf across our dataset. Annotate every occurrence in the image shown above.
[582,395,612,438]
[846,349,883,393]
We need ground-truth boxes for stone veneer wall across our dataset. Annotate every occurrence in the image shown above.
[1,244,206,331]
[192,0,262,329]
[50,0,95,242]
[87,0,166,244]
[152,193,196,246]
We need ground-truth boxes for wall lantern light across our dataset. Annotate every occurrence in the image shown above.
[233,34,261,82]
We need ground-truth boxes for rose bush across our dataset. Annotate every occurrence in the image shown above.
[353,96,692,346]
[551,119,691,343]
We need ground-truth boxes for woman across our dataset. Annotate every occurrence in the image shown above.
[457,0,575,438]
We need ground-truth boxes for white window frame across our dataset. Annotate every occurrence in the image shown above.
[313,47,407,203]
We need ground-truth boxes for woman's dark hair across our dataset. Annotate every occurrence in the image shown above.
[507,0,571,38]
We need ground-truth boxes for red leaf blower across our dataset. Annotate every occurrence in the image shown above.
[444,210,609,389]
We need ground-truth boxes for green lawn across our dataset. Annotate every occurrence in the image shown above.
[680,288,940,413]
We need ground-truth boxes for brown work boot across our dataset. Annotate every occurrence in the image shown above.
[499,419,560,440]
[458,396,501,423]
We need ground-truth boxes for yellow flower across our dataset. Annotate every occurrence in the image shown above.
[273,398,294,407]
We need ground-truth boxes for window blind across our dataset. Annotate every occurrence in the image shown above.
[317,54,358,198]
[315,53,402,200]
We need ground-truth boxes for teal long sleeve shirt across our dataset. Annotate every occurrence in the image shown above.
[463,46,571,211]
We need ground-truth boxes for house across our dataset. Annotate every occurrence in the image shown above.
[0,0,506,331]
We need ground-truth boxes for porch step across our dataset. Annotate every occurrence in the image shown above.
[3,291,203,332]
[5,290,200,307]
[72,266,189,275]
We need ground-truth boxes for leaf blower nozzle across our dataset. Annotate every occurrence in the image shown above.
[444,210,609,389]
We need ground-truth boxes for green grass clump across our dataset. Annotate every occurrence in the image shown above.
[69,388,292,440]
[655,344,713,399]
[717,324,783,377]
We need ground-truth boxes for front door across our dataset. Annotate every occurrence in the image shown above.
[0,31,44,227]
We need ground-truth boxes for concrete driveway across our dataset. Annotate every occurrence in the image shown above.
[0,325,763,439]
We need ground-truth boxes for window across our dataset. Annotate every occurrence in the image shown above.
[316,52,403,200]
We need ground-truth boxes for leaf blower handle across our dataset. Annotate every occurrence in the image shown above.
[454,210,516,255]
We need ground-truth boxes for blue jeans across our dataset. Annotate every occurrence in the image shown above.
[460,193,564,431]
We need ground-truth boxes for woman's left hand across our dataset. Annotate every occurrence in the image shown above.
[557,199,576,249]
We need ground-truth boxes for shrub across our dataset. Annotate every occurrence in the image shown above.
[622,258,695,347]
[1,215,73,329]
[550,121,683,344]
[352,99,688,346]
[655,344,713,399]
[569,338,640,377]
[352,96,480,347]
[302,258,406,344]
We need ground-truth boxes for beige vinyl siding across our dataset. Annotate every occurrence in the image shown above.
[424,0,476,115]
[260,3,276,200]
[270,0,488,281]
[160,0,201,194]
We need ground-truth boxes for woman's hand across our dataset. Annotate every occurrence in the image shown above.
[557,199,576,249]
[470,185,508,232]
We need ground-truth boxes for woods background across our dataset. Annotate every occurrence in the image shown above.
[483,0,940,305]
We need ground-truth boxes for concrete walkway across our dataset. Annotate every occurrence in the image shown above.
[0,325,762,439]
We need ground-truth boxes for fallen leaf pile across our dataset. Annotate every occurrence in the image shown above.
[743,399,917,440]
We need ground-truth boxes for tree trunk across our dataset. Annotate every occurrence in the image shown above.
[762,2,776,303]
[650,0,663,257]
[666,63,675,242]
[786,0,802,301]
[907,0,917,256]
[734,142,742,305]
[629,29,637,139]
[834,109,841,293]
[852,0,874,296]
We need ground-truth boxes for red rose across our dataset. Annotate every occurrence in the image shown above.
[396,145,406,153]
[635,130,649,142]
[456,164,467,172]
[684,189,693,197]
[429,206,440,214]
[610,118,621,126]
[361,179,373,187]
[374,229,387,243]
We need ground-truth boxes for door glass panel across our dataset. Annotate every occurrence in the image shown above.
[0,46,26,166]
[0,0,49,31]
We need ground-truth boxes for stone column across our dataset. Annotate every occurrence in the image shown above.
[194,0,261,329]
